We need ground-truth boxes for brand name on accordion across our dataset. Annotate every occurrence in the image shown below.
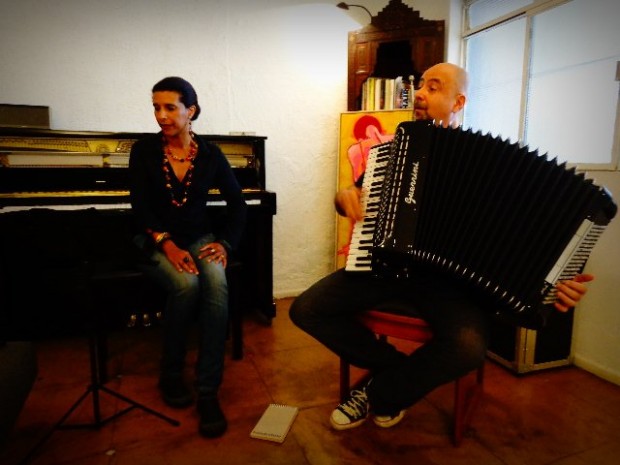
[404,161,420,205]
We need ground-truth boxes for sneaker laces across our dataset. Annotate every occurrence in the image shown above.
[337,388,369,419]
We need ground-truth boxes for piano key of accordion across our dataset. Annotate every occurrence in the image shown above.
[345,142,392,272]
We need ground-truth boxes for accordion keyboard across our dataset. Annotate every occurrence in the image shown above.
[345,142,392,272]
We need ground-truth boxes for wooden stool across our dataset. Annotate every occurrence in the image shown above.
[339,309,485,446]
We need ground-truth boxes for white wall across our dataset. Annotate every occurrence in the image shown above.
[572,173,620,385]
[2,0,618,385]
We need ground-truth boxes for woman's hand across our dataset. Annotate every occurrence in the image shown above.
[161,240,198,274]
[554,273,594,312]
[198,242,228,268]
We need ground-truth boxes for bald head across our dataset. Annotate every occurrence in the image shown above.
[430,63,468,95]
[414,62,468,127]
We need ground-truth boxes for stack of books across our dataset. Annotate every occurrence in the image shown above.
[361,76,414,111]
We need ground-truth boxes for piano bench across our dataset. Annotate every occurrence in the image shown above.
[89,259,245,380]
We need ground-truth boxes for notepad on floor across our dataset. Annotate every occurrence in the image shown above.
[250,403,299,443]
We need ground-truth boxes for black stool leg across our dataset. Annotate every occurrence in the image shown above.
[226,261,243,360]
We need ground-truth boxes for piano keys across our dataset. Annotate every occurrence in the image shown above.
[0,128,277,340]
[345,142,392,272]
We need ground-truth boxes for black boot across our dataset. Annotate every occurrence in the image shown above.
[158,376,193,408]
[197,394,227,438]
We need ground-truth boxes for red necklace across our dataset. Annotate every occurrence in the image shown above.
[162,133,198,208]
[164,132,198,162]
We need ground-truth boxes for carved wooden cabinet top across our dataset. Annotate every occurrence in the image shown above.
[370,0,444,31]
[346,0,445,111]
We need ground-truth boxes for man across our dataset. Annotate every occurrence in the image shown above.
[289,62,592,431]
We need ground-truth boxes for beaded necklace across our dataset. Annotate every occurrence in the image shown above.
[162,132,198,208]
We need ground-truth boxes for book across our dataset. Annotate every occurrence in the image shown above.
[250,403,298,443]
[384,78,395,110]
[374,78,383,110]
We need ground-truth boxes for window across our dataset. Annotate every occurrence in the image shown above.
[463,0,620,169]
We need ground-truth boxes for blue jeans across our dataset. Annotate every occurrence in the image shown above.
[289,268,489,415]
[134,233,228,395]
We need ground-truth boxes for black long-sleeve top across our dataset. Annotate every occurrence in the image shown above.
[128,133,247,251]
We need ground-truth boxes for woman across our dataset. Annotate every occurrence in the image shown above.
[129,76,247,438]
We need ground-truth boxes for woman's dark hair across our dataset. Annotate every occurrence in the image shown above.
[152,76,201,121]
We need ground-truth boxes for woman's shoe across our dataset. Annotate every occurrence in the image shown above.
[197,394,227,438]
[158,376,193,408]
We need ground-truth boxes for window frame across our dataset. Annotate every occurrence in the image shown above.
[461,0,620,172]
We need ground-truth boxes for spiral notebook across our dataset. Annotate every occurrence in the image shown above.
[250,403,299,443]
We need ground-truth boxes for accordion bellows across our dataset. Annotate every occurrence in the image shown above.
[348,120,617,329]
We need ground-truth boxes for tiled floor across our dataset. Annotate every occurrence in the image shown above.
[2,298,620,465]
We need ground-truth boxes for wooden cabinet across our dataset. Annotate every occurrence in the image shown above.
[346,0,445,111]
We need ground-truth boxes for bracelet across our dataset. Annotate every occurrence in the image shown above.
[154,231,171,245]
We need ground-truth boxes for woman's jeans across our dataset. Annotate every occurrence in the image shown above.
[289,268,489,416]
[134,233,228,395]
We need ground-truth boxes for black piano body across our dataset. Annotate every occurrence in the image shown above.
[0,128,277,340]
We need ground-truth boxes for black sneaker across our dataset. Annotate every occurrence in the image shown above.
[372,410,406,428]
[197,394,227,438]
[158,376,193,408]
[330,386,369,430]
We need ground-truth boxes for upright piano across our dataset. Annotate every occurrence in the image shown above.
[0,127,277,340]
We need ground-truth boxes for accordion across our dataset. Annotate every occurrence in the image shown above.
[346,120,617,329]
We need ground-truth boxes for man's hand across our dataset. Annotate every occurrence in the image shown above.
[335,185,363,221]
[554,273,594,312]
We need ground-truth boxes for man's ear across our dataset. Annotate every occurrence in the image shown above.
[452,94,466,113]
